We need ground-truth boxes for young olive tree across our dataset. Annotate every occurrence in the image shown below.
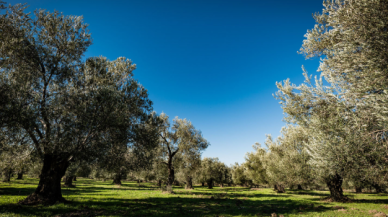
[0,4,155,204]
[158,113,209,190]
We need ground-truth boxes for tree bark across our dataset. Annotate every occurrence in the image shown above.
[297,184,303,190]
[73,176,76,181]
[113,173,122,185]
[19,154,70,205]
[17,172,23,180]
[325,174,348,201]
[201,182,204,187]
[167,167,174,187]
[276,184,285,193]
[372,184,386,193]
[355,186,362,193]
[207,179,213,189]
[2,168,11,182]
[157,179,162,187]
[63,176,75,187]
[185,176,193,189]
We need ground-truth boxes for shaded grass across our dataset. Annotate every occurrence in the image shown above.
[1,177,388,216]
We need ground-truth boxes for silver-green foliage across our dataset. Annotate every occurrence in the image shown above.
[275,0,388,190]
[0,3,153,164]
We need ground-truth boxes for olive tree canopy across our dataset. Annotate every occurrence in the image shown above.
[158,113,209,190]
[275,0,388,200]
[0,3,156,204]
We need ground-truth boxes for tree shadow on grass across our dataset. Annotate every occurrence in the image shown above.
[0,194,340,217]
[0,187,36,196]
[172,190,292,200]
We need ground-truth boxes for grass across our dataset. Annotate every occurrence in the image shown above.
[1,177,388,216]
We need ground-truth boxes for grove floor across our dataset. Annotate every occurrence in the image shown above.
[0,178,388,216]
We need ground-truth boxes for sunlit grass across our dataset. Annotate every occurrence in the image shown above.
[1,177,388,216]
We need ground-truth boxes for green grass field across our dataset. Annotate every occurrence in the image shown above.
[1,178,388,217]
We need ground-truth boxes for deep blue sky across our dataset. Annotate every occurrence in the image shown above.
[11,0,323,165]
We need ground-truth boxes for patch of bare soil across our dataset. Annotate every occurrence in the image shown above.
[250,188,262,191]
[321,196,351,203]
[372,212,387,217]
[368,210,388,216]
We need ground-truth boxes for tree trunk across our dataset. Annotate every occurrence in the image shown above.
[73,176,76,181]
[201,182,204,186]
[157,179,162,187]
[173,180,180,186]
[17,172,23,180]
[220,183,224,188]
[325,174,348,201]
[207,179,213,189]
[276,184,285,193]
[2,168,11,182]
[274,184,277,191]
[372,184,386,193]
[186,176,193,189]
[113,173,122,185]
[355,186,362,193]
[19,154,70,205]
[297,184,303,190]
[63,176,75,187]
[167,163,174,189]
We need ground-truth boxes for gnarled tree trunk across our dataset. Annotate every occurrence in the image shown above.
[207,178,213,189]
[113,173,122,185]
[275,184,285,193]
[19,154,70,205]
[326,174,348,201]
[185,176,193,189]
[17,172,23,180]
[2,168,11,182]
[372,183,386,193]
[63,176,75,187]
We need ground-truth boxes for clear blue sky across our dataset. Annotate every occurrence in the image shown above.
[12,0,323,165]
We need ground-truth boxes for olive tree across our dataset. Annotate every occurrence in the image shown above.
[158,114,209,190]
[231,162,251,187]
[175,152,201,189]
[0,3,155,204]
[196,157,229,189]
[243,143,268,188]
[274,0,388,200]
